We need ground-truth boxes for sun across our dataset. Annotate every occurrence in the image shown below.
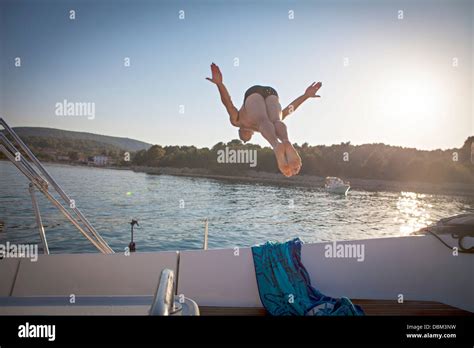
[373,69,446,127]
[394,75,442,117]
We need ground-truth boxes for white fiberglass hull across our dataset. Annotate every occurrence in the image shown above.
[0,234,472,314]
[326,185,350,195]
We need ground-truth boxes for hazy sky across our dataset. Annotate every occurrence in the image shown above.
[0,0,472,150]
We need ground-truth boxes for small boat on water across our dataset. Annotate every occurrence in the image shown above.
[325,176,350,195]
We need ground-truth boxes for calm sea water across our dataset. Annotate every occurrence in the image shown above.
[0,161,473,253]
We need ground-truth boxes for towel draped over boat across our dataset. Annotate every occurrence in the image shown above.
[251,238,364,316]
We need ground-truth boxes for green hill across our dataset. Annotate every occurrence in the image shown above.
[11,127,152,152]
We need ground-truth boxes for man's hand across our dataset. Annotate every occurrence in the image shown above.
[282,82,322,119]
[304,82,322,98]
[206,63,223,85]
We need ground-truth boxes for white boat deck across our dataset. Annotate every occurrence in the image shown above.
[0,235,472,315]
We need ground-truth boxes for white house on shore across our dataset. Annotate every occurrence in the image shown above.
[91,155,108,166]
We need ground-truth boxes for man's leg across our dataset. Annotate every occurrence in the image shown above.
[265,95,302,175]
[245,94,292,177]
[258,120,291,177]
[264,95,288,141]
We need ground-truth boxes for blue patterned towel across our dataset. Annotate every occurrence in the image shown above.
[251,238,364,316]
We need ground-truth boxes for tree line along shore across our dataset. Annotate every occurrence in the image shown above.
[1,134,473,196]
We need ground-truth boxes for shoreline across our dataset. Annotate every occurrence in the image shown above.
[131,166,474,197]
[2,160,472,197]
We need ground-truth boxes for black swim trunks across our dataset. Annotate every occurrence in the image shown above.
[244,85,278,103]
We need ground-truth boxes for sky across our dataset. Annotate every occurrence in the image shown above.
[0,0,473,150]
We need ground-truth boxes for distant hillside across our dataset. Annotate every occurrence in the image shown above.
[12,127,152,152]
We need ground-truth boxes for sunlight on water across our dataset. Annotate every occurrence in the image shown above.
[395,192,433,236]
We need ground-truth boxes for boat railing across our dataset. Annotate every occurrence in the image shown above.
[203,218,208,250]
[0,117,114,254]
[123,215,291,251]
[149,268,181,315]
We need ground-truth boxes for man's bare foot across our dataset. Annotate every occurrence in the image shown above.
[283,142,302,175]
[274,143,292,177]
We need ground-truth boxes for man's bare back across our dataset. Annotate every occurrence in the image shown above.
[206,63,322,177]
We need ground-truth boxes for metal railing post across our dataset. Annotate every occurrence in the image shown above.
[203,218,208,250]
[0,145,109,253]
[149,269,181,315]
[1,118,114,254]
[29,183,49,255]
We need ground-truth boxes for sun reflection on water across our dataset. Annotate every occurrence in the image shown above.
[395,191,433,235]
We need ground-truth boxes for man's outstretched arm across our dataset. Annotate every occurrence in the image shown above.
[206,63,239,126]
[282,82,322,120]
